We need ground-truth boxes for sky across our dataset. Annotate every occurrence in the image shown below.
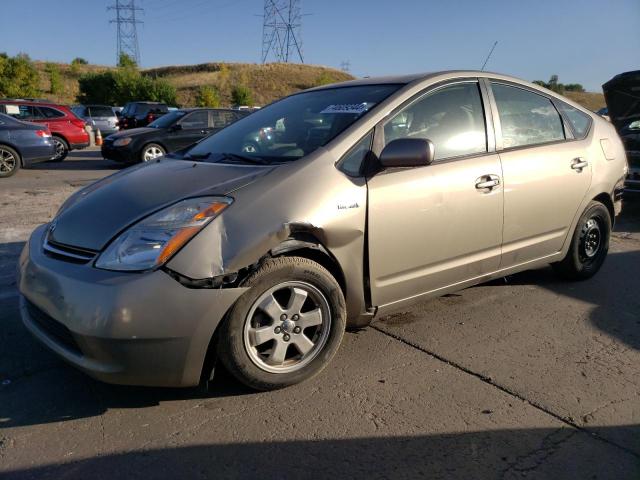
[0,0,638,92]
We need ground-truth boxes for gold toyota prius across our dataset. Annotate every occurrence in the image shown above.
[18,71,627,391]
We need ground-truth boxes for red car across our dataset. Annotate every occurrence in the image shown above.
[0,99,90,161]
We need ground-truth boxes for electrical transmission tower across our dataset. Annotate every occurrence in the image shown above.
[261,0,304,64]
[108,0,143,65]
[340,60,351,73]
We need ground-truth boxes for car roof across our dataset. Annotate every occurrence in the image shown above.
[178,108,242,113]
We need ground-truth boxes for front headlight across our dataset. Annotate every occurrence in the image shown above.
[95,196,232,271]
[113,137,132,147]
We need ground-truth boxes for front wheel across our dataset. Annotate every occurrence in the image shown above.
[140,143,166,162]
[553,200,611,280]
[217,257,346,391]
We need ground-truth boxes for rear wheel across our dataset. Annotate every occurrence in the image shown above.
[217,257,346,391]
[141,143,165,162]
[553,201,611,280]
[0,145,20,178]
[50,136,68,162]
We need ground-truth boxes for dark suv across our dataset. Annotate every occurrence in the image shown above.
[118,102,169,130]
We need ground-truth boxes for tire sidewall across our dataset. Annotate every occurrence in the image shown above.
[0,145,20,177]
[567,202,611,278]
[51,136,68,162]
[219,257,346,390]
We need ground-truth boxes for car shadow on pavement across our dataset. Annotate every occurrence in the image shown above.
[498,250,640,352]
[2,426,639,479]
[30,150,125,171]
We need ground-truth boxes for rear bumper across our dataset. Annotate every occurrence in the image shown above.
[22,143,56,167]
[70,141,90,151]
[17,224,247,387]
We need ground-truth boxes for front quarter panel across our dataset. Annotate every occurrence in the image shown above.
[167,149,369,321]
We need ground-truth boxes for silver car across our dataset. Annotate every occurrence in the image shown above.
[18,71,627,391]
[71,104,119,137]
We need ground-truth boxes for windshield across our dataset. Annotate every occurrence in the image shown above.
[149,110,186,128]
[184,84,401,164]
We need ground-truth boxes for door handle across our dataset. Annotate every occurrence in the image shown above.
[475,175,501,190]
[571,158,588,171]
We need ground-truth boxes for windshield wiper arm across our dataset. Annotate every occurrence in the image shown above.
[216,153,270,165]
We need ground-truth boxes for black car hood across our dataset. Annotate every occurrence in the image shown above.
[107,127,159,139]
[50,159,275,251]
[603,70,640,130]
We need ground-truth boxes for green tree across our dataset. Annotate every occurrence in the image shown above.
[71,57,88,65]
[0,53,40,98]
[196,85,220,107]
[77,68,176,106]
[231,85,253,107]
[118,52,137,69]
[45,63,63,95]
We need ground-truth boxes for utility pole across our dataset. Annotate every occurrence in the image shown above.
[108,0,143,65]
[261,0,304,64]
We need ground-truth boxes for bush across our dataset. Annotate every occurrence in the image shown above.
[196,85,220,107]
[315,71,335,86]
[45,63,62,95]
[118,53,137,69]
[0,53,40,98]
[71,57,88,65]
[78,67,176,106]
[231,85,253,107]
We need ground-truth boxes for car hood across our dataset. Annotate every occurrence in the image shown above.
[107,127,158,139]
[49,159,275,251]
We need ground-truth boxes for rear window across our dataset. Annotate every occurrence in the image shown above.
[135,103,167,114]
[40,107,66,118]
[88,106,114,117]
[556,102,592,139]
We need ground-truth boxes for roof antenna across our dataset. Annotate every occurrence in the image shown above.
[480,41,498,71]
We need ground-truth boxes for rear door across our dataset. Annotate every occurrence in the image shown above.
[488,81,592,267]
[367,80,504,308]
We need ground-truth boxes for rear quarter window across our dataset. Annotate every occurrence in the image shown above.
[39,107,66,119]
[556,102,592,139]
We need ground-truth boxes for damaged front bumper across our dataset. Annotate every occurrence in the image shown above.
[17,224,247,387]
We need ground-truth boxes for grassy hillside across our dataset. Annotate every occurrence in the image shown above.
[32,61,606,111]
[33,61,354,107]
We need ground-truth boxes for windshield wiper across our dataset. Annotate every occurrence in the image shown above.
[215,153,270,165]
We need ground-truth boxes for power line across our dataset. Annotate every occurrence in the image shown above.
[108,0,143,65]
[261,0,304,64]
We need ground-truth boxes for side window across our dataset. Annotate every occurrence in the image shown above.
[180,111,208,129]
[210,111,236,128]
[383,82,487,161]
[40,107,65,119]
[556,102,592,139]
[339,130,373,176]
[492,83,565,148]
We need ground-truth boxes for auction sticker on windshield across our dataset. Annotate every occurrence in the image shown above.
[320,103,372,115]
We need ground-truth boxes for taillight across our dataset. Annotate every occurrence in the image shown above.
[146,113,154,123]
[36,130,51,138]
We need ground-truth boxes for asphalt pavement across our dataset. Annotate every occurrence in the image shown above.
[0,149,638,479]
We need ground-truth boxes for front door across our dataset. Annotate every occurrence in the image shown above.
[367,81,504,308]
[169,110,210,150]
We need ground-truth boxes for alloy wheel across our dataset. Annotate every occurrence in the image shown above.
[52,138,65,160]
[243,281,331,374]
[143,146,164,161]
[0,148,17,174]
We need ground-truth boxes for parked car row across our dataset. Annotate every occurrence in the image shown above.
[0,113,55,177]
[0,99,90,162]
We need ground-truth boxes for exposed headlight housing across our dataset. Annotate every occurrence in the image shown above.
[113,137,132,147]
[95,196,232,271]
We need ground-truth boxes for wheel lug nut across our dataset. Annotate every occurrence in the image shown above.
[280,314,287,321]
[283,334,290,342]
[294,326,301,334]
[292,314,299,321]
[274,326,281,334]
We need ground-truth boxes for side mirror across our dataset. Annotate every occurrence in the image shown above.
[170,123,183,132]
[379,138,434,168]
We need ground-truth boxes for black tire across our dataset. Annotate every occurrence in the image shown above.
[140,143,166,163]
[50,136,69,162]
[0,145,21,178]
[217,256,346,391]
[553,201,611,280]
